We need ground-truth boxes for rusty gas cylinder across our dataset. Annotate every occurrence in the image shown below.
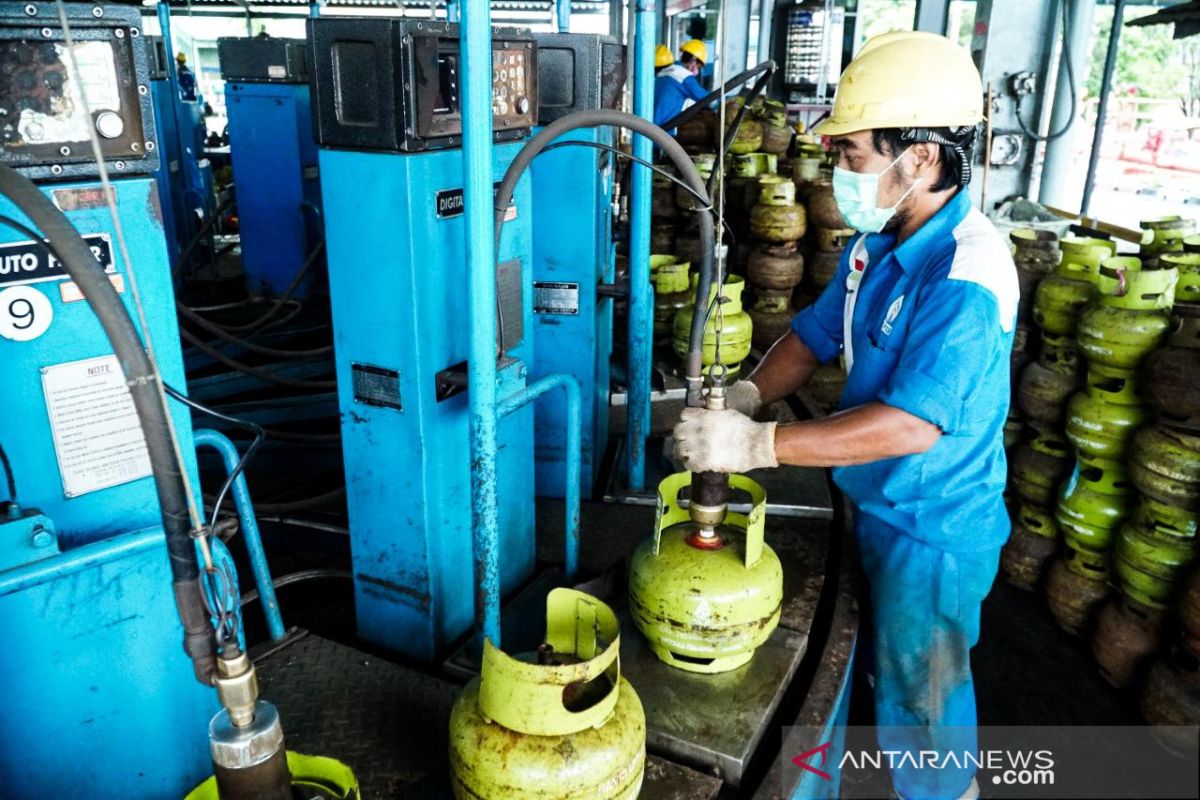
[676,154,716,212]
[1181,566,1200,657]
[1002,504,1060,591]
[1091,595,1166,689]
[1009,424,1073,507]
[747,242,805,291]
[749,177,806,243]
[747,290,793,352]
[1017,360,1080,425]
[1139,654,1200,756]
[1129,424,1200,512]
[1144,302,1200,431]
[757,100,792,155]
[1011,229,1060,322]
[806,181,845,229]
[675,109,718,151]
[1046,555,1111,637]
[652,170,677,220]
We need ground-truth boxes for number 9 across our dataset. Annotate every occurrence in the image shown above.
[9,298,34,330]
[0,285,53,342]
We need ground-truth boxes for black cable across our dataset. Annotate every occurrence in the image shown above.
[174,191,235,277]
[1017,1,1077,142]
[162,384,265,532]
[537,140,738,245]
[0,441,17,505]
[181,328,337,390]
[192,242,325,334]
[240,568,351,607]
[659,60,778,135]
[0,165,216,685]
[178,303,334,359]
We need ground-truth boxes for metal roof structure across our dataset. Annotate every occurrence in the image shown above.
[1127,0,1200,38]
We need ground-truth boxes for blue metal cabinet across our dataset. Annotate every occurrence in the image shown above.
[319,145,536,660]
[529,127,615,499]
[225,82,322,297]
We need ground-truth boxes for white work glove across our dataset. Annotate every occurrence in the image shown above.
[673,407,778,474]
[725,379,763,417]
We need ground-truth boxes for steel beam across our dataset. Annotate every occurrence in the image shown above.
[1038,0,1098,211]
[914,0,949,35]
[1082,0,1125,215]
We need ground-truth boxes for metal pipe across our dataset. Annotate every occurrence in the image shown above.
[1038,0,1097,210]
[460,0,501,647]
[626,0,656,493]
[194,429,285,642]
[556,0,571,32]
[0,529,160,596]
[497,374,582,579]
[1081,0,1125,216]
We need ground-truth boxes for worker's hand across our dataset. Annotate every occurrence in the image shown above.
[673,408,778,474]
[725,380,763,417]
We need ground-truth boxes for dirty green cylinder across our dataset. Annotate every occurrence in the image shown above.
[748,290,795,351]
[1065,368,1148,460]
[1077,259,1177,369]
[652,256,692,346]
[725,100,764,154]
[449,589,646,800]
[1140,216,1195,262]
[676,154,716,211]
[1009,425,1073,507]
[1032,237,1113,334]
[1115,521,1200,609]
[672,275,753,382]
[629,473,783,673]
[1132,495,1199,540]
[1163,252,1200,307]
[750,176,807,243]
[1186,235,1200,255]
[1128,424,1200,512]
[758,100,792,155]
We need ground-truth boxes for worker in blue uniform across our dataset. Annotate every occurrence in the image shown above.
[176,52,197,101]
[673,32,1014,800]
[653,39,710,128]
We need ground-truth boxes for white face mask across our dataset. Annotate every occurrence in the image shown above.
[831,147,920,234]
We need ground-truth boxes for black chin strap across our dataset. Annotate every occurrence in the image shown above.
[899,125,980,188]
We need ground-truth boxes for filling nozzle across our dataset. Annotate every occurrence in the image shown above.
[215,648,258,728]
[688,372,731,534]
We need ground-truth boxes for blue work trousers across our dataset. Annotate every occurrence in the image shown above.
[856,517,1001,800]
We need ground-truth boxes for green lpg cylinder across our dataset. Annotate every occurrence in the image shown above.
[1186,235,1200,255]
[1032,237,1113,334]
[1133,495,1199,541]
[629,472,783,673]
[726,154,764,222]
[1115,521,1200,609]
[1065,366,1147,460]
[1128,424,1200,512]
[672,275,753,382]
[750,176,807,244]
[748,290,796,352]
[758,100,793,155]
[1077,258,1176,369]
[1163,252,1200,306]
[448,589,646,800]
[676,154,716,211]
[652,256,692,347]
[1139,216,1196,265]
[1056,457,1134,555]
[725,100,764,155]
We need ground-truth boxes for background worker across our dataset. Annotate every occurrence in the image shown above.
[653,39,710,128]
[673,32,1016,800]
[176,51,197,101]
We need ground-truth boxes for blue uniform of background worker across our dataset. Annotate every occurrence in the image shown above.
[653,39,710,128]
[673,32,1015,800]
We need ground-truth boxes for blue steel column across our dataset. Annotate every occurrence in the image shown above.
[1038,0,1097,211]
[447,1,460,24]
[556,0,572,32]
[461,2,502,647]
[625,0,656,492]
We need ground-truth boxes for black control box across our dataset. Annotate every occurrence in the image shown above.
[219,37,308,84]
[144,35,168,81]
[308,18,537,152]
[0,2,158,179]
[532,33,625,125]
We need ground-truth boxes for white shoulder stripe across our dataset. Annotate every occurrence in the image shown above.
[948,209,1019,333]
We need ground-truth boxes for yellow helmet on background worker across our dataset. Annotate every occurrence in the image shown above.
[176,52,187,64]
[655,44,673,68]
[680,39,708,65]
[813,32,982,136]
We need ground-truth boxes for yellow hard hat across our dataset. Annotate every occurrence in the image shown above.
[813,32,982,136]
[176,52,187,63]
[655,44,673,68]
[681,39,708,64]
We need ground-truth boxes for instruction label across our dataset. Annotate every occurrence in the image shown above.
[533,281,580,316]
[41,355,151,498]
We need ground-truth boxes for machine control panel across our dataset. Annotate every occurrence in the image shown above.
[218,36,309,84]
[309,18,537,152]
[0,2,157,179]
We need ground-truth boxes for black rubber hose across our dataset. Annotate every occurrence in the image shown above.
[180,328,337,390]
[492,109,715,394]
[0,165,215,685]
[0,441,16,505]
[178,304,334,359]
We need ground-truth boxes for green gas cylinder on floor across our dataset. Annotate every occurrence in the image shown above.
[1162,252,1200,306]
[653,256,692,347]
[1129,423,1200,511]
[1009,424,1073,507]
[1077,258,1176,370]
[1065,367,1148,460]
[1056,457,1134,554]
[629,471,783,673]
[749,176,807,244]
[1140,216,1195,263]
[672,275,753,382]
[1115,521,1200,609]
[448,589,646,800]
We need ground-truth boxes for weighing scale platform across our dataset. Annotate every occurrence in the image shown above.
[254,631,723,799]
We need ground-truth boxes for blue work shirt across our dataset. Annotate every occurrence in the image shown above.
[792,189,1018,553]
[654,64,710,128]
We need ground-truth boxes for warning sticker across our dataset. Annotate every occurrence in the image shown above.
[533,281,580,316]
[41,355,151,498]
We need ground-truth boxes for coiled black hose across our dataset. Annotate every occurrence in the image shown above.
[0,165,216,685]
[492,109,715,398]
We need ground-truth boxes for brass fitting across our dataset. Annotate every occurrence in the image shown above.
[215,652,259,728]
